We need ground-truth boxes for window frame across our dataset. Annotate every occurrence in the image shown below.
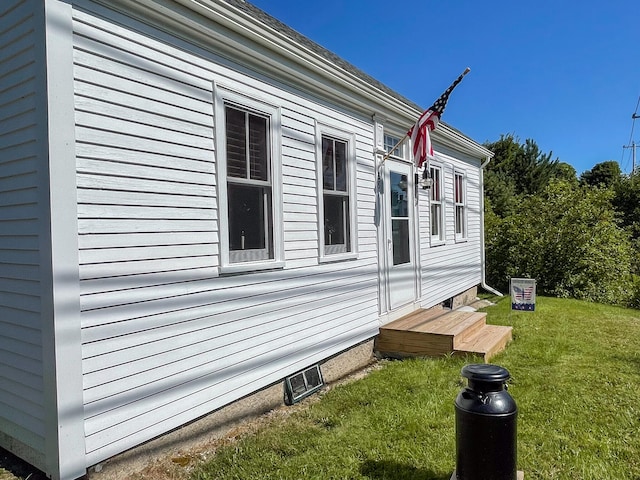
[315,123,358,262]
[454,170,467,242]
[429,164,445,245]
[384,133,405,159]
[215,86,284,273]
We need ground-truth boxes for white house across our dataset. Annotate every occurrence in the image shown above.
[0,1,494,478]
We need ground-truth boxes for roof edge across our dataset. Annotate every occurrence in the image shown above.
[95,0,491,158]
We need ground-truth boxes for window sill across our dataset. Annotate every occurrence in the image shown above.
[429,239,446,248]
[455,236,468,244]
[318,252,359,264]
[220,260,285,275]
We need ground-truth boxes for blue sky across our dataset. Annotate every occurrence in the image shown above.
[249,0,639,175]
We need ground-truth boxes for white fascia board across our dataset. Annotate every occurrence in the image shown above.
[175,0,417,116]
[96,0,412,121]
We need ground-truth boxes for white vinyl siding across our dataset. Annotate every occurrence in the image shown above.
[72,3,378,465]
[0,0,46,466]
[419,147,482,308]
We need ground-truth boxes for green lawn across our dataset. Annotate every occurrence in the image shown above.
[193,297,640,480]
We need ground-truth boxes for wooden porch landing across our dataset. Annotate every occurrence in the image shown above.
[375,308,512,362]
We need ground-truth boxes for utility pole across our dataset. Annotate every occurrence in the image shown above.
[623,113,640,175]
[623,140,637,174]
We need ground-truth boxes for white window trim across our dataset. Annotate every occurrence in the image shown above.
[454,169,468,242]
[214,84,284,273]
[315,122,358,263]
[429,163,445,246]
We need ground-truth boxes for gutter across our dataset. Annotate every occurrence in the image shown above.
[480,156,503,297]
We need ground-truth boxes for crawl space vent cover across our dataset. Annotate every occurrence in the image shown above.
[285,365,324,404]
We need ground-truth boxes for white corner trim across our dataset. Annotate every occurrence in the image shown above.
[41,1,86,478]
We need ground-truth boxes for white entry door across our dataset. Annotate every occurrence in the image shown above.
[384,160,417,310]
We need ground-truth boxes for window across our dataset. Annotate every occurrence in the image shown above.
[316,125,357,260]
[225,105,273,262]
[384,134,403,158]
[215,88,283,272]
[454,171,467,240]
[430,165,444,243]
[322,136,350,254]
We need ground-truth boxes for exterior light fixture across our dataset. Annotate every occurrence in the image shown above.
[421,168,433,190]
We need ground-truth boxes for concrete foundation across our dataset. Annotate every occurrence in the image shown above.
[450,286,479,310]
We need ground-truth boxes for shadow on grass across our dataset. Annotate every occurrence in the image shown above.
[360,459,450,480]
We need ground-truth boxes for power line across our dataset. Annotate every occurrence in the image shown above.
[622,96,640,174]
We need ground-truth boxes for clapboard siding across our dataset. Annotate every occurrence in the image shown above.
[72,4,378,464]
[0,0,46,460]
[81,277,374,372]
[82,289,375,405]
[419,148,483,307]
[73,11,218,288]
[80,262,374,336]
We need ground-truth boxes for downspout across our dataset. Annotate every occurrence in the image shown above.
[480,156,503,296]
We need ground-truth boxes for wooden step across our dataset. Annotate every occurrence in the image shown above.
[376,309,487,358]
[454,324,513,362]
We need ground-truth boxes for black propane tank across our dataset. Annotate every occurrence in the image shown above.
[454,364,517,480]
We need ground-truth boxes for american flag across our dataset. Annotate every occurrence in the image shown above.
[513,285,534,302]
[407,68,470,168]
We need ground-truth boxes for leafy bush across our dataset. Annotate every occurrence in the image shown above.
[486,180,634,306]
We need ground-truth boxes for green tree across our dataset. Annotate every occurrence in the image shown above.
[612,175,640,239]
[579,160,622,188]
[555,162,578,185]
[484,134,562,217]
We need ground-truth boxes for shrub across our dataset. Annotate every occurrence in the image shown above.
[485,181,635,306]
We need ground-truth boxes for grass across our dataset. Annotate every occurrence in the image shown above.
[191,297,640,480]
[1,296,639,480]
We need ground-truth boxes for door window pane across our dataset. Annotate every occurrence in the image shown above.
[390,171,410,265]
[430,166,443,242]
[390,172,408,218]
[392,219,410,265]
